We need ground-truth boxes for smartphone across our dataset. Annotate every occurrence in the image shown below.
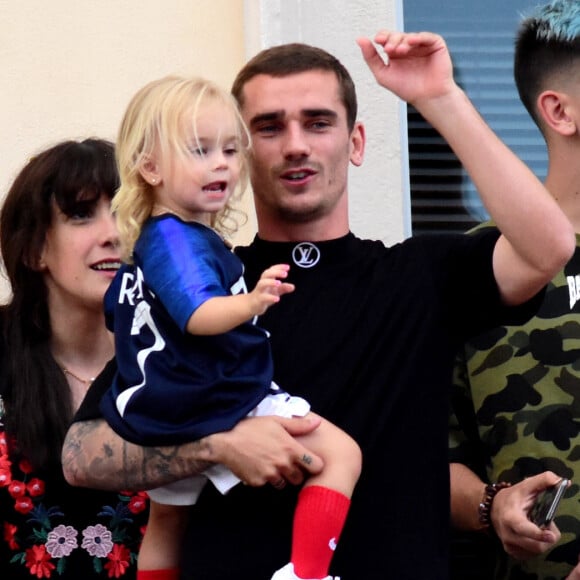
[529,478,569,528]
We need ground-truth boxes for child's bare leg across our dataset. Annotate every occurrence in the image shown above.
[296,413,361,497]
[138,500,189,579]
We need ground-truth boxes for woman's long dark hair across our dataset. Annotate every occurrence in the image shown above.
[1,138,119,469]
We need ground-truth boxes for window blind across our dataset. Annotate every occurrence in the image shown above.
[404,1,548,235]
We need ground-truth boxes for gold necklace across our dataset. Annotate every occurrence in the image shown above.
[61,366,96,386]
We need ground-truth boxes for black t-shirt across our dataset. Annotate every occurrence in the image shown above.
[75,231,540,580]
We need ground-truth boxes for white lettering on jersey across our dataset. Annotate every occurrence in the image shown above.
[117,267,146,305]
[115,267,166,417]
[230,275,247,296]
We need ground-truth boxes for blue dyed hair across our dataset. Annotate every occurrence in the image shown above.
[515,0,580,129]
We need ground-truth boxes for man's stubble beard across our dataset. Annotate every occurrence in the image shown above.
[274,202,326,224]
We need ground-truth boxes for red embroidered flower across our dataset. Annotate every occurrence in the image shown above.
[0,454,12,487]
[25,544,56,578]
[8,479,26,498]
[27,478,45,497]
[14,495,34,514]
[3,521,19,550]
[0,431,8,454]
[19,457,33,474]
[104,543,131,578]
[127,492,148,514]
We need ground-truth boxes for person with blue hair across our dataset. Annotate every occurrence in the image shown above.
[449,1,580,578]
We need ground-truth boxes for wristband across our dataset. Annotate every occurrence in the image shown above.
[478,481,511,529]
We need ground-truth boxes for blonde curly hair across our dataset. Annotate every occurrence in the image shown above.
[113,75,251,262]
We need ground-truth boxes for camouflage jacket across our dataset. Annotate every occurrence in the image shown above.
[450,226,580,580]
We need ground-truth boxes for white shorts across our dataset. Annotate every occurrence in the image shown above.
[146,384,310,505]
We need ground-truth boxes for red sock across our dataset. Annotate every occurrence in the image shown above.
[137,570,180,580]
[291,485,350,579]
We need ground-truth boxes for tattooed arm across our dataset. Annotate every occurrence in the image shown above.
[62,415,324,491]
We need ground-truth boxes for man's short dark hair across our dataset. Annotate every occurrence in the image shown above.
[232,43,358,132]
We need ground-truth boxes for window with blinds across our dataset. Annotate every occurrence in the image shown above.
[404,0,548,236]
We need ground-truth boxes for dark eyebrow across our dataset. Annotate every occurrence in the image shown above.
[303,109,338,121]
[249,108,338,129]
[249,111,284,128]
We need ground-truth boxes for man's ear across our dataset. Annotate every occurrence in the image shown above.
[537,90,578,136]
[138,155,162,186]
[349,122,366,167]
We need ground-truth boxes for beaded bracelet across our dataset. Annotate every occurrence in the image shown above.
[478,481,511,529]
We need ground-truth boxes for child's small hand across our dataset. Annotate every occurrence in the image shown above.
[250,264,295,315]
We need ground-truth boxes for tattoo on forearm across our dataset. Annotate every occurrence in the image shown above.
[62,419,213,491]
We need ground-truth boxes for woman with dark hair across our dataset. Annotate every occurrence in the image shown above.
[0,139,148,579]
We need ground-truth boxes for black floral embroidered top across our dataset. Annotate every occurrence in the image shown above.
[0,394,149,579]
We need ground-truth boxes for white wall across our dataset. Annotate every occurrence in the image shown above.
[0,0,250,234]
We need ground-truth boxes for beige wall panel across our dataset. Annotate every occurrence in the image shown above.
[0,0,257,259]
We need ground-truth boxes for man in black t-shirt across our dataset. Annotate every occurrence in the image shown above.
[62,30,575,580]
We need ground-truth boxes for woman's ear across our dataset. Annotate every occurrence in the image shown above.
[138,155,162,186]
[537,90,578,136]
[28,243,48,272]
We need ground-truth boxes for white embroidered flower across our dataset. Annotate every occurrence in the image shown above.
[81,524,113,557]
[46,524,78,558]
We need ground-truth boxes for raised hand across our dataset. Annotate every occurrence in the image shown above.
[357,30,456,107]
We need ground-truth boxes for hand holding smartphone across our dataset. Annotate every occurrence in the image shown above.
[528,478,569,528]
